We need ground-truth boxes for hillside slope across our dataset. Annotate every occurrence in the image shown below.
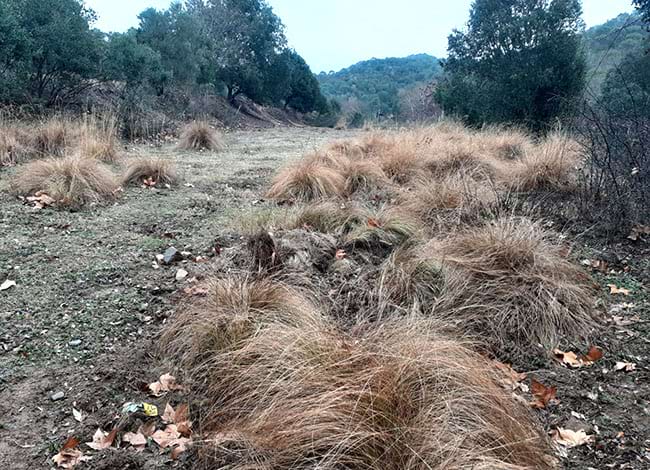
[317,54,442,119]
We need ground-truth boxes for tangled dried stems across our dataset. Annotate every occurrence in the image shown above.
[121,157,178,187]
[178,121,224,151]
[425,217,599,355]
[178,314,553,469]
[73,114,121,163]
[32,117,69,156]
[11,156,120,209]
[0,124,30,166]
[343,205,422,251]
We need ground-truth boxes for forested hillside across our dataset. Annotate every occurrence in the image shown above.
[583,12,647,94]
[317,54,442,121]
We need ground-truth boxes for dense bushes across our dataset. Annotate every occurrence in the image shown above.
[0,0,330,119]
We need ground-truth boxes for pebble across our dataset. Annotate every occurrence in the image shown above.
[175,269,188,281]
[50,391,65,401]
[163,247,182,265]
[68,339,82,347]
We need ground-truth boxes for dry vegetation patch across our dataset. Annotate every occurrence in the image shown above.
[426,217,599,355]
[168,314,553,469]
[72,115,121,163]
[177,121,224,151]
[121,157,178,187]
[11,156,120,209]
[266,158,347,201]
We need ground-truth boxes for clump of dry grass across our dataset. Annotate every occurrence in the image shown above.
[426,217,599,354]
[399,174,497,230]
[344,206,422,251]
[375,244,445,311]
[177,121,223,151]
[184,316,553,469]
[505,133,582,192]
[121,157,178,187]
[11,156,120,209]
[0,126,30,166]
[289,201,362,234]
[266,158,346,202]
[476,126,531,160]
[161,276,325,374]
[73,115,120,163]
[32,118,69,156]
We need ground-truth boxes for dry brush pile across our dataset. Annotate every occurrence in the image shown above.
[156,123,602,467]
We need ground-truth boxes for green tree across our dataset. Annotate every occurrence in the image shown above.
[283,50,329,113]
[436,0,586,131]
[103,31,165,92]
[634,0,650,23]
[13,0,103,105]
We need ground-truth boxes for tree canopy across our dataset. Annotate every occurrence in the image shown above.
[436,0,586,131]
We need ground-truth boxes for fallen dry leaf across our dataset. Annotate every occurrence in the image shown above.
[530,378,557,409]
[335,249,347,260]
[27,192,56,209]
[551,428,594,448]
[162,403,192,437]
[581,259,608,273]
[86,428,117,450]
[123,432,147,452]
[608,284,631,296]
[614,361,637,372]
[0,280,16,291]
[138,421,157,438]
[148,373,184,397]
[554,347,603,368]
[52,437,90,468]
[152,424,181,448]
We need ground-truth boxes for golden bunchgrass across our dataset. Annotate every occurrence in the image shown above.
[266,158,346,202]
[72,114,121,163]
[121,157,178,187]
[177,121,224,151]
[11,156,120,209]
[169,312,554,469]
[426,217,599,355]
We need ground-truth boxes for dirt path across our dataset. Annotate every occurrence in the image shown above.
[0,127,359,468]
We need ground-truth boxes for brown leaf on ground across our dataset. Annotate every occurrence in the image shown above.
[86,428,117,450]
[554,347,603,368]
[335,249,347,260]
[608,284,631,296]
[582,346,604,363]
[162,403,192,437]
[148,373,184,397]
[530,378,557,409]
[137,421,157,438]
[123,432,147,452]
[551,428,594,448]
[627,224,650,241]
[52,437,89,468]
[152,424,181,448]
[26,192,56,209]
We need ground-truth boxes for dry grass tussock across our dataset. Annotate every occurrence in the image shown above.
[32,117,69,156]
[11,156,119,209]
[161,276,326,376]
[121,157,178,187]
[504,133,582,192]
[343,205,422,252]
[177,121,224,151]
[266,157,346,202]
[425,217,599,354]
[172,314,553,469]
[0,124,30,166]
[72,115,120,163]
[399,174,497,230]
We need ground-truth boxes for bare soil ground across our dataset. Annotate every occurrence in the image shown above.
[0,126,648,469]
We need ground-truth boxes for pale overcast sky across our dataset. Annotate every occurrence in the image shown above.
[87,0,636,73]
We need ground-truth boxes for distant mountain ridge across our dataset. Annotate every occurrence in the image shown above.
[317,54,442,119]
